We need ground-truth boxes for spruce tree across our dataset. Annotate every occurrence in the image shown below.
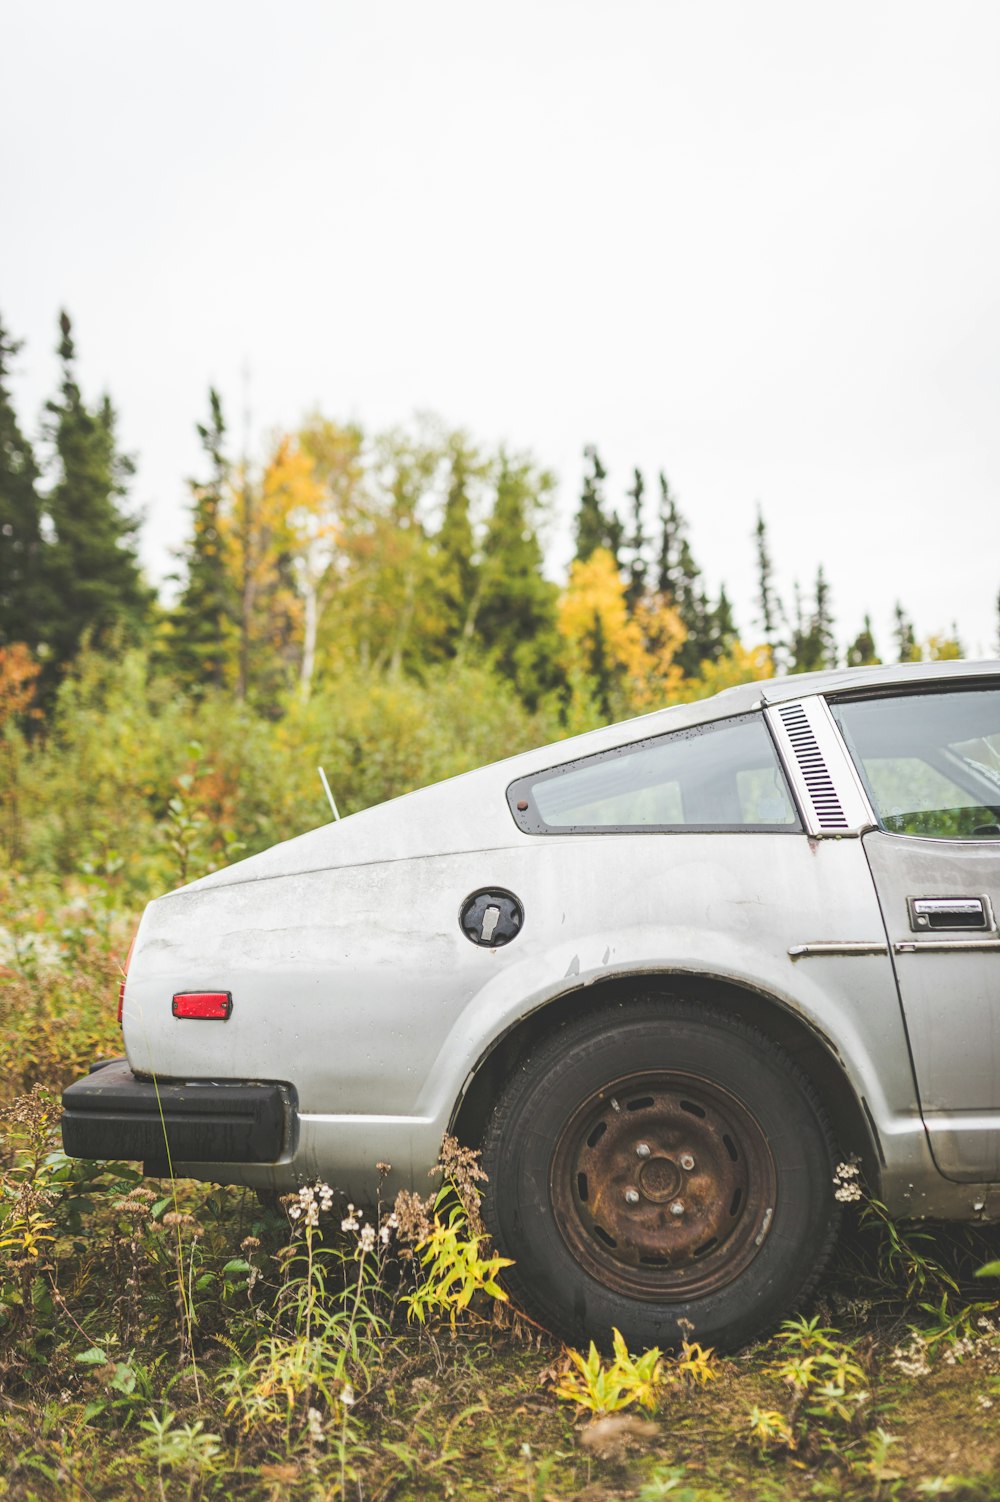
[574,446,623,565]
[583,607,615,721]
[476,453,562,707]
[675,537,703,621]
[789,582,807,672]
[846,614,879,667]
[42,312,150,672]
[625,467,647,611]
[813,566,836,668]
[169,389,234,691]
[0,317,50,651]
[790,567,836,672]
[435,437,480,654]
[674,582,711,677]
[754,506,782,652]
[713,585,737,654]
[893,602,920,663]
[654,472,729,675]
[656,472,683,599]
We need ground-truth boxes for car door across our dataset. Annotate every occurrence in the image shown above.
[830,683,1000,1181]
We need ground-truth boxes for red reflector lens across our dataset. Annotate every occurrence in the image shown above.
[172,991,233,1020]
[118,931,138,1026]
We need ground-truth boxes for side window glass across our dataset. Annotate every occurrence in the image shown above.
[508,714,800,833]
[832,689,1000,840]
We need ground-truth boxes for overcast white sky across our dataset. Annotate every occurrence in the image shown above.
[3,1,999,657]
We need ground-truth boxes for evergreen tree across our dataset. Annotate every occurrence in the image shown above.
[893,602,921,663]
[574,446,623,565]
[674,582,737,675]
[713,584,737,653]
[435,435,481,654]
[42,312,150,674]
[583,607,615,721]
[169,389,234,691]
[846,614,879,667]
[790,567,836,673]
[654,471,735,676]
[655,472,683,599]
[674,581,711,677]
[813,565,836,668]
[476,453,562,707]
[753,506,782,651]
[0,317,50,651]
[789,582,808,672]
[624,467,647,612]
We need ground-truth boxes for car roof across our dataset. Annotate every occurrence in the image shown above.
[757,658,1000,705]
[507,659,1000,779]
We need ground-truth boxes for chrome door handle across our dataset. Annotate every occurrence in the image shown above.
[907,896,992,932]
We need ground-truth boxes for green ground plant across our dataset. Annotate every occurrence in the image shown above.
[552,1328,716,1416]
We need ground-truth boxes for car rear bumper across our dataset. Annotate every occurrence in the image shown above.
[61,1058,296,1171]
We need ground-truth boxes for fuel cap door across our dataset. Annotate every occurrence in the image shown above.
[460,889,524,948]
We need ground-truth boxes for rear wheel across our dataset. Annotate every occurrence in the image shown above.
[481,998,838,1351]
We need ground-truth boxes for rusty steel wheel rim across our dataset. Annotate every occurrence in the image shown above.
[549,1070,778,1302]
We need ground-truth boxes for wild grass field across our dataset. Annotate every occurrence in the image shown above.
[3,868,1000,1502]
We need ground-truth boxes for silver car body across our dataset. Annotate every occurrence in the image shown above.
[113,660,1000,1220]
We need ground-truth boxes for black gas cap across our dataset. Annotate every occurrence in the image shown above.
[460,889,524,948]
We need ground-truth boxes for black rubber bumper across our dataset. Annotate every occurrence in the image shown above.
[61,1058,293,1168]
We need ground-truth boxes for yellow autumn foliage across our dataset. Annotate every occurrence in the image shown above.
[673,641,776,703]
[557,548,687,707]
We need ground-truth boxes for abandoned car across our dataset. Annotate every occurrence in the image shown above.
[63,659,1000,1349]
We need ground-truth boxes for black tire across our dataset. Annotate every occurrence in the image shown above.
[480,997,838,1352]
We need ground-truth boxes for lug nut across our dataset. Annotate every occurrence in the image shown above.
[680,1153,695,1171]
[624,1189,640,1205]
[670,1200,685,1217]
[636,1142,651,1159]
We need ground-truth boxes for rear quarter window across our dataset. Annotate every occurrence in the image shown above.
[508,713,801,834]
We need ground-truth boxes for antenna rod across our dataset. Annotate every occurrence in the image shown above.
[318,766,340,821]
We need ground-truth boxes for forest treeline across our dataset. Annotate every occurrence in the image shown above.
[0,309,982,885]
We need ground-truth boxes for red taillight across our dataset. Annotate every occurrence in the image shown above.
[117,930,137,1026]
[172,991,233,1020]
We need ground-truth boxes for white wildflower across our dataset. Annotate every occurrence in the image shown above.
[288,1204,302,1220]
[833,1161,863,1202]
[380,1210,400,1246]
[341,1202,360,1233]
[978,1395,994,1410]
[359,1223,377,1254]
[318,1182,334,1212]
[307,1406,325,1443]
[340,1383,355,1408]
[891,1335,931,1378]
[305,1202,320,1228]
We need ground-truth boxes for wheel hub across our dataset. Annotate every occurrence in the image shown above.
[550,1071,777,1302]
[637,1155,682,1202]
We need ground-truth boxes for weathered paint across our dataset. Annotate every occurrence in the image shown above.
[114,661,1000,1219]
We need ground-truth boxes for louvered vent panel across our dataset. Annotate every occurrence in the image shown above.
[777,703,849,831]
